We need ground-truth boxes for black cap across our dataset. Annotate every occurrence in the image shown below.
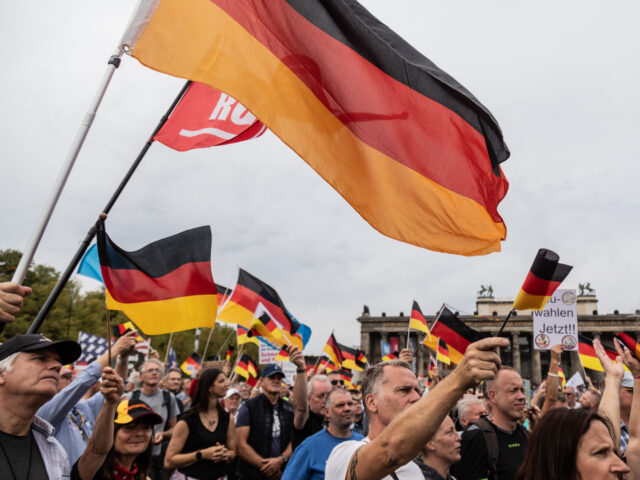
[261,363,285,378]
[114,398,163,425]
[0,334,82,365]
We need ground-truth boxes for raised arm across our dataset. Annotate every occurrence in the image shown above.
[594,339,624,445]
[76,367,123,480]
[541,344,562,416]
[615,338,640,478]
[288,346,309,429]
[347,337,508,480]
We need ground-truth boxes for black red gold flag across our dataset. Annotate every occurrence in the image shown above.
[225,345,235,362]
[181,352,202,377]
[237,325,259,346]
[323,333,344,367]
[337,342,361,371]
[616,332,640,362]
[382,351,399,362]
[122,0,510,256]
[355,350,368,370]
[216,283,232,307]
[410,301,430,335]
[430,306,483,364]
[112,321,144,342]
[235,354,258,379]
[96,220,218,335]
[513,249,572,311]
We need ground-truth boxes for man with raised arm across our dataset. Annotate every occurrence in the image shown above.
[325,337,508,480]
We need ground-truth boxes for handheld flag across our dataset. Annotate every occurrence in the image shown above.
[323,333,344,368]
[181,352,202,377]
[430,306,483,364]
[216,283,232,308]
[558,367,566,389]
[410,301,430,335]
[513,249,573,311]
[337,343,362,371]
[96,220,218,335]
[250,309,284,341]
[355,350,368,370]
[428,354,438,378]
[317,357,329,374]
[77,244,103,282]
[235,354,259,383]
[153,82,266,151]
[237,325,259,346]
[615,332,640,362]
[225,345,235,362]
[77,331,108,365]
[122,0,510,256]
[112,321,144,342]
[382,351,399,362]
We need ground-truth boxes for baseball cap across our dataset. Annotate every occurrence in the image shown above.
[0,334,81,365]
[622,371,634,389]
[224,388,241,399]
[261,364,285,378]
[114,398,163,425]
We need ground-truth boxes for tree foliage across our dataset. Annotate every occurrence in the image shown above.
[0,249,251,366]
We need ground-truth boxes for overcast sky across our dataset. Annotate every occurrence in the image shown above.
[2,1,639,354]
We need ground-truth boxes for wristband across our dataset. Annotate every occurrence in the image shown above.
[296,368,305,373]
[547,373,559,378]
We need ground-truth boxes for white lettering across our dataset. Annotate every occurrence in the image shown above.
[230,104,256,125]
[209,94,236,121]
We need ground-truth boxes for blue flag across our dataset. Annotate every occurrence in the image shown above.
[168,347,178,368]
[77,244,103,283]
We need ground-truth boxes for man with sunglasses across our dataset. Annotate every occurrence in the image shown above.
[329,372,347,389]
[563,386,581,409]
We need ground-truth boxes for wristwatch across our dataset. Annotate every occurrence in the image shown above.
[281,454,289,463]
[195,450,203,460]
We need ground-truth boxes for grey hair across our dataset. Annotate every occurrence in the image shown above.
[0,352,20,374]
[324,387,353,409]
[164,367,182,379]
[457,396,486,421]
[307,375,331,398]
[141,358,164,375]
[361,360,412,413]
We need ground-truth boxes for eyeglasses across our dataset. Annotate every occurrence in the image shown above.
[143,368,162,374]
[331,379,345,386]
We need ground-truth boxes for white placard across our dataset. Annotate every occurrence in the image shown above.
[259,341,279,364]
[532,289,578,350]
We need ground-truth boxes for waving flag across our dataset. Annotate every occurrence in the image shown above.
[216,283,232,308]
[77,244,103,282]
[237,325,259,346]
[168,347,178,368]
[616,332,640,362]
[382,351,399,362]
[235,354,259,385]
[430,306,483,364]
[96,220,218,335]
[77,331,108,364]
[513,249,572,311]
[154,82,266,151]
[225,345,235,362]
[323,333,344,368]
[121,0,510,256]
[410,301,430,335]
[181,352,202,377]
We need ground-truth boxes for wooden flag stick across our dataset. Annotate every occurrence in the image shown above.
[212,328,237,359]
[164,332,174,364]
[229,343,246,384]
[106,308,112,366]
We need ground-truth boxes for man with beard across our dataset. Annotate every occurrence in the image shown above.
[452,367,528,480]
[283,388,363,480]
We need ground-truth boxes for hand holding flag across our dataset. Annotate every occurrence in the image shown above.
[513,249,572,311]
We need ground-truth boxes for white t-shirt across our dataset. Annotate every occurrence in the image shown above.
[324,438,423,479]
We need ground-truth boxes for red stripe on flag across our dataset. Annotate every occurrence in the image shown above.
[520,271,562,297]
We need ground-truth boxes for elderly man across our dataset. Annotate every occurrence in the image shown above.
[293,374,332,449]
[564,385,581,409]
[415,416,461,480]
[283,388,363,480]
[164,367,185,415]
[126,358,179,479]
[0,333,81,479]
[37,330,137,465]
[223,387,242,416]
[452,366,528,480]
[325,337,507,480]
[457,395,488,429]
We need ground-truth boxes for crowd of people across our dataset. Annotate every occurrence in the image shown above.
[1,280,640,479]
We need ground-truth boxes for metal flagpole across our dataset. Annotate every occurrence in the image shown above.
[0,47,124,335]
[406,307,412,350]
[24,80,191,334]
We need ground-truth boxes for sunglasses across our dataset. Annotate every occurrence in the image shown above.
[331,379,345,386]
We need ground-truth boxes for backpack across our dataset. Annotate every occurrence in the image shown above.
[473,417,529,479]
[131,389,174,430]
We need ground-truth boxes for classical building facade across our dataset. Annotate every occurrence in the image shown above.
[357,292,640,384]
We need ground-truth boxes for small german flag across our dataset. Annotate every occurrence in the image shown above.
[337,343,361,371]
[323,333,344,368]
[428,354,438,378]
[435,340,451,366]
[410,301,430,335]
[225,345,235,362]
[112,321,144,342]
[616,332,640,362]
[382,351,399,362]
[250,312,283,342]
[430,306,483,364]
[97,220,218,335]
[180,352,202,377]
[340,369,355,389]
[317,357,329,374]
[237,325,259,346]
[355,350,368,370]
[275,347,289,362]
[513,249,572,311]
[235,354,258,380]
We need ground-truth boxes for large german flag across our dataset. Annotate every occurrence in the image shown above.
[96,220,218,335]
[513,249,572,311]
[121,0,510,256]
[217,269,299,346]
[579,335,628,372]
[250,312,284,344]
[410,301,430,336]
[430,306,483,364]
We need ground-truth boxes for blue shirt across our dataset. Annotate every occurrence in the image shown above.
[281,428,363,480]
[36,361,104,465]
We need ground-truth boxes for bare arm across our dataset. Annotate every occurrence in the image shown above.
[617,339,640,479]
[288,346,309,429]
[76,368,123,480]
[164,420,195,469]
[541,344,562,416]
[237,425,265,468]
[594,339,624,445]
[347,337,508,480]
[225,415,237,462]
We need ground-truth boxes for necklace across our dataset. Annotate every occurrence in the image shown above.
[0,430,34,480]
[201,410,218,428]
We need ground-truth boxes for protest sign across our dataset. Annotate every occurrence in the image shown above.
[532,289,578,350]
[259,340,279,364]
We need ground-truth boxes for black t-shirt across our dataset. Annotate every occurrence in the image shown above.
[451,420,528,480]
[0,430,48,480]
[179,409,230,479]
[292,409,324,450]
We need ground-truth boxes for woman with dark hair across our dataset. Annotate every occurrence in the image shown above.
[165,368,236,479]
[72,367,162,480]
[515,408,628,480]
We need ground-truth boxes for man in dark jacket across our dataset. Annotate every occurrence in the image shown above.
[236,364,294,479]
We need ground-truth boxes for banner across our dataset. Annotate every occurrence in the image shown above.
[259,340,279,364]
[532,289,578,350]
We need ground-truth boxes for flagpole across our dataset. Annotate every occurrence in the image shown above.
[25,80,192,335]
[405,307,412,350]
[213,327,237,359]
[164,332,174,365]
[496,308,515,336]
[229,343,246,384]
[202,288,232,358]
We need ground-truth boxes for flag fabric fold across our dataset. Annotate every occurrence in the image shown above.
[235,354,259,384]
[96,220,218,335]
[121,0,510,256]
[616,332,640,362]
[181,352,202,377]
[323,333,344,367]
[430,306,483,364]
[409,300,430,335]
[513,249,572,311]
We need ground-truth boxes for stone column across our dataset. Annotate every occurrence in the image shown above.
[360,331,371,358]
[511,332,521,373]
[417,347,425,377]
[531,347,542,385]
[399,333,407,350]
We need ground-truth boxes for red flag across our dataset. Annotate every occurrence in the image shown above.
[154,82,266,151]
